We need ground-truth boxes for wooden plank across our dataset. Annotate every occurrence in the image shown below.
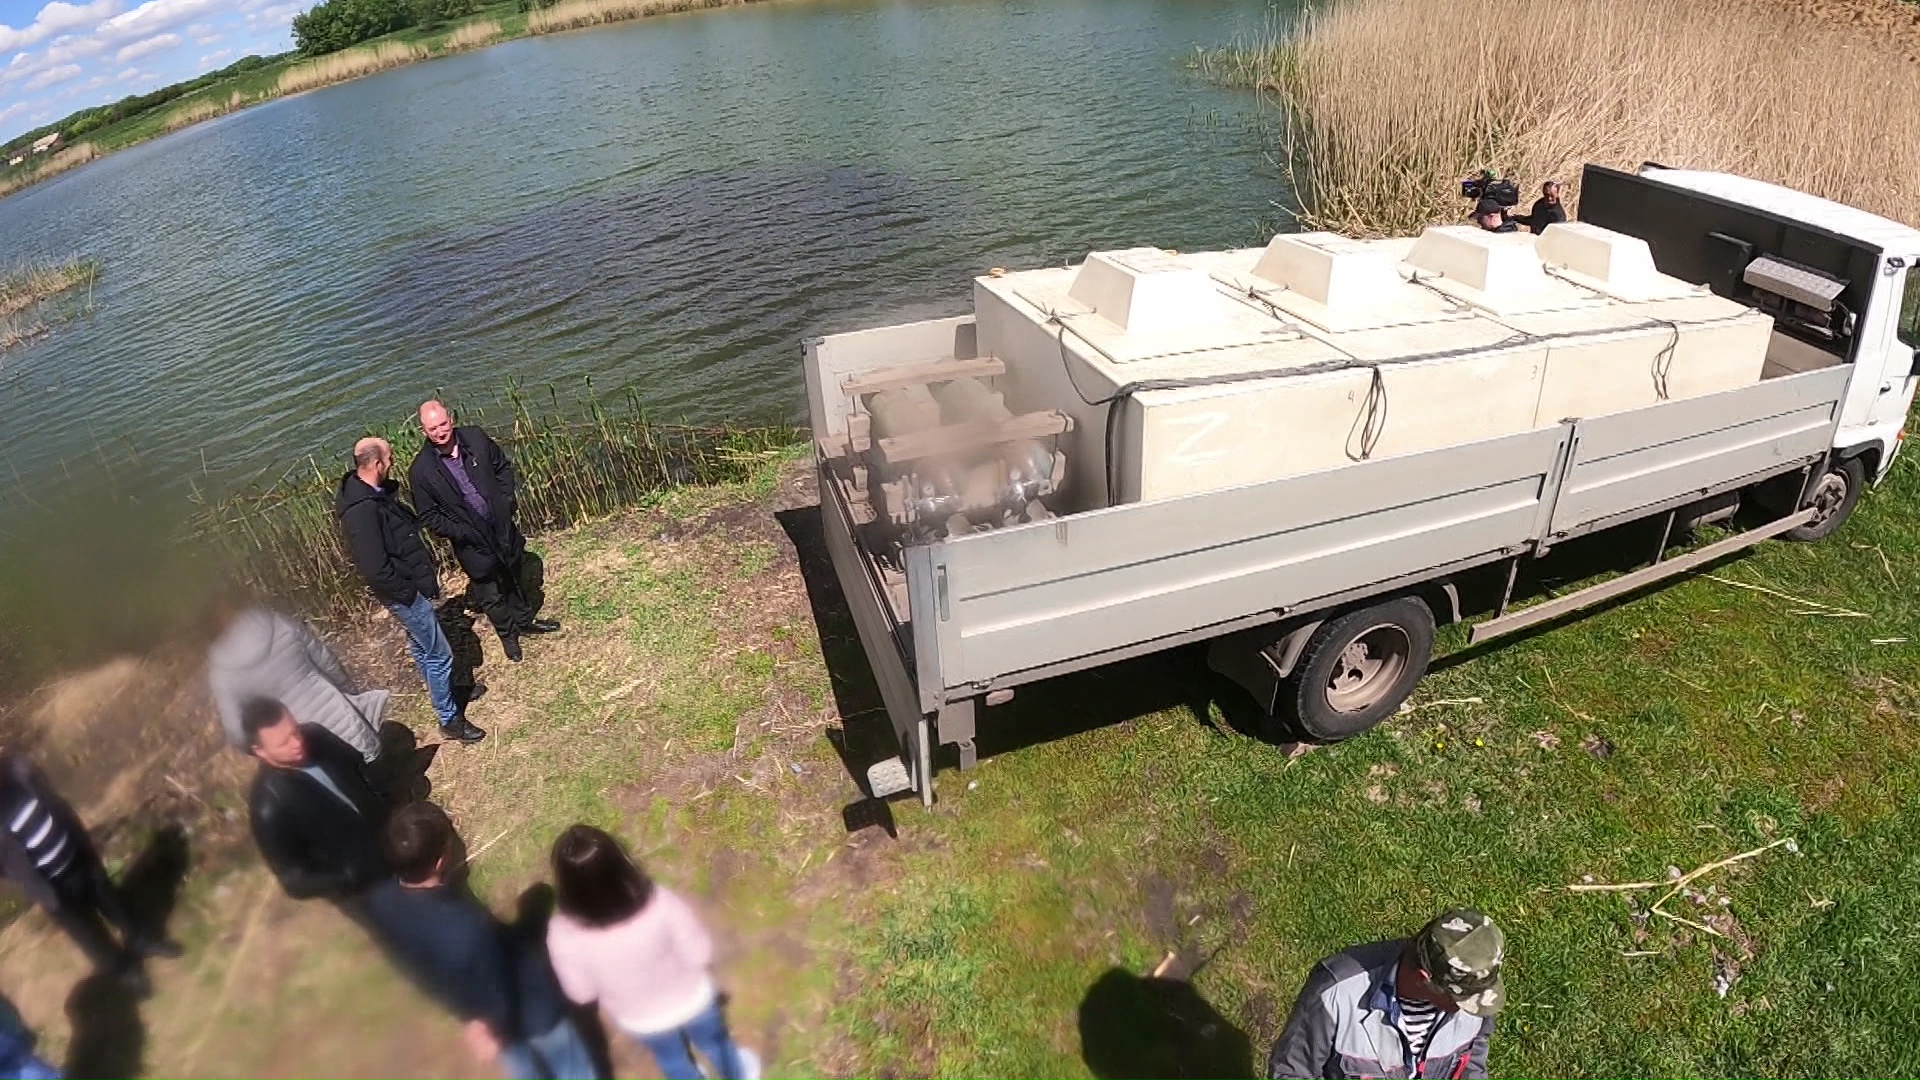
[1467,508,1814,644]
[839,356,1006,397]
[875,411,1074,466]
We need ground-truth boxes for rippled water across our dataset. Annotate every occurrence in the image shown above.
[0,0,1283,496]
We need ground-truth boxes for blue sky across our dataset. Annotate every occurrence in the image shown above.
[1,0,305,142]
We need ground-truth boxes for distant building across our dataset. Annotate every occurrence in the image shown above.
[29,132,63,155]
[5,152,23,168]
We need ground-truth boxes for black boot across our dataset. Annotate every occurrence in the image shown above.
[500,634,522,662]
[523,618,561,634]
[444,716,488,744]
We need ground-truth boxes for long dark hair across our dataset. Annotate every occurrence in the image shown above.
[551,824,654,927]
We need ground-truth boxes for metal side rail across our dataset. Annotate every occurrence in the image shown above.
[1468,509,1815,645]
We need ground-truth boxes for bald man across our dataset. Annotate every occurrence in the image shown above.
[407,401,558,664]
[337,436,485,744]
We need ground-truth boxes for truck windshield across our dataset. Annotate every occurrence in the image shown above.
[1901,265,1920,348]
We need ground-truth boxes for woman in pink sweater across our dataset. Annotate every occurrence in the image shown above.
[546,826,758,1080]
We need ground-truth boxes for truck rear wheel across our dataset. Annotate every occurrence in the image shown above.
[1785,457,1866,542]
[1286,597,1435,742]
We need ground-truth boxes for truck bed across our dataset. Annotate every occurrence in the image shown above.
[809,319,1851,797]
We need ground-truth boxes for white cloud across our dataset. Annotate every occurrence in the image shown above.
[0,0,121,53]
[185,20,218,43]
[112,64,139,79]
[113,30,178,62]
[196,46,230,67]
[24,61,82,88]
[97,0,222,42]
[245,1,302,32]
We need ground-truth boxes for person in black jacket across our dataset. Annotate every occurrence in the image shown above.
[243,697,391,922]
[409,401,560,664]
[0,750,180,995]
[1511,180,1568,235]
[366,802,597,1080]
[337,436,484,743]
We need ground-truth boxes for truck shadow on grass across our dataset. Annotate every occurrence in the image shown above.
[776,507,1273,818]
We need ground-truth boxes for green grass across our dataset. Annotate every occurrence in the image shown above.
[18,423,1920,1075]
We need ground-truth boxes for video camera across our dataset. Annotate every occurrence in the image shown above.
[1461,170,1520,208]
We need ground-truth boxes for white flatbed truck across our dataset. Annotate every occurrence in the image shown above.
[805,164,1920,805]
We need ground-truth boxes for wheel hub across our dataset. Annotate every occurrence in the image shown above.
[1325,624,1411,713]
[1809,474,1846,522]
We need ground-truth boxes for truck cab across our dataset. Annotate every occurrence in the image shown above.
[1583,164,1920,485]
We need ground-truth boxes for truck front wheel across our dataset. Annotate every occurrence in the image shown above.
[1785,457,1866,542]
[1286,597,1435,742]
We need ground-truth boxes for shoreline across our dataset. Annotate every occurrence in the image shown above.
[0,0,793,205]
[0,258,98,354]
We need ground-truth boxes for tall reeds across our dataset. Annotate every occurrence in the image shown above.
[277,41,430,95]
[1205,0,1920,236]
[0,143,98,200]
[445,18,504,50]
[527,0,765,35]
[163,91,252,133]
[188,383,801,615]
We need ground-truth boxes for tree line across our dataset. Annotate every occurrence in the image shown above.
[291,0,480,55]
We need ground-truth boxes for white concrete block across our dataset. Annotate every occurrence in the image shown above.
[1066,248,1230,335]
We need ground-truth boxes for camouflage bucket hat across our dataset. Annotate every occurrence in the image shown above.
[1413,909,1506,1017]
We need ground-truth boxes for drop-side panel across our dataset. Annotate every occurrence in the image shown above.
[1548,366,1850,537]
[819,464,924,758]
[921,426,1568,690]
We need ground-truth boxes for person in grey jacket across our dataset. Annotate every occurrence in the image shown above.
[208,601,389,764]
[1268,909,1502,1080]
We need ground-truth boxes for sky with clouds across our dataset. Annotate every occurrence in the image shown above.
[1,0,307,143]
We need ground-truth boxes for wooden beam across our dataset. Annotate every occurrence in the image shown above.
[839,356,1006,398]
[875,410,1074,466]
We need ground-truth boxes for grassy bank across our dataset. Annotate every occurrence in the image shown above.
[0,0,787,204]
[1198,0,1920,235]
[3,437,1920,1075]
[189,383,800,617]
[0,257,98,354]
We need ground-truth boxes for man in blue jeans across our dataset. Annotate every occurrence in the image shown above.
[367,803,599,1080]
[336,436,486,744]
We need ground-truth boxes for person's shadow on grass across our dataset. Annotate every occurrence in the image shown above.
[1079,966,1254,1079]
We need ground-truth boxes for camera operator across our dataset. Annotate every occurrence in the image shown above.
[1509,180,1567,234]
[1462,170,1521,233]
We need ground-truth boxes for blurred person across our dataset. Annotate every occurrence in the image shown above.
[409,400,560,665]
[1267,909,1503,1079]
[1510,180,1567,234]
[243,698,389,923]
[0,989,57,1080]
[0,750,179,996]
[1472,198,1518,234]
[207,596,388,763]
[546,825,760,1080]
[337,436,485,744]
[365,803,596,1080]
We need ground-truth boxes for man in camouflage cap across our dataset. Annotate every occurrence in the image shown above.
[1267,908,1504,1079]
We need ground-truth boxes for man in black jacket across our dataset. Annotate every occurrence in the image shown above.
[337,436,484,743]
[1511,180,1568,235]
[366,802,596,1080]
[243,697,390,922]
[409,401,559,664]
[0,750,180,994]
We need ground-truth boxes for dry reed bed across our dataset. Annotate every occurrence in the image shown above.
[445,18,504,50]
[0,143,98,200]
[528,0,769,35]
[277,41,430,95]
[164,92,252,133]
[0,258,98,322]
[1219,0,1920,236]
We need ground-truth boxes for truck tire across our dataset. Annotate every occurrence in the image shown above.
[1286,597,1435,742]
[1785,457,1866,542]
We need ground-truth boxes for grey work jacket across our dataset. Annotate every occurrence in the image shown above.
[1268,939,1493,1079]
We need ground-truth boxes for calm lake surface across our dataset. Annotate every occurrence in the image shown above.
[0,0,1283,497]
